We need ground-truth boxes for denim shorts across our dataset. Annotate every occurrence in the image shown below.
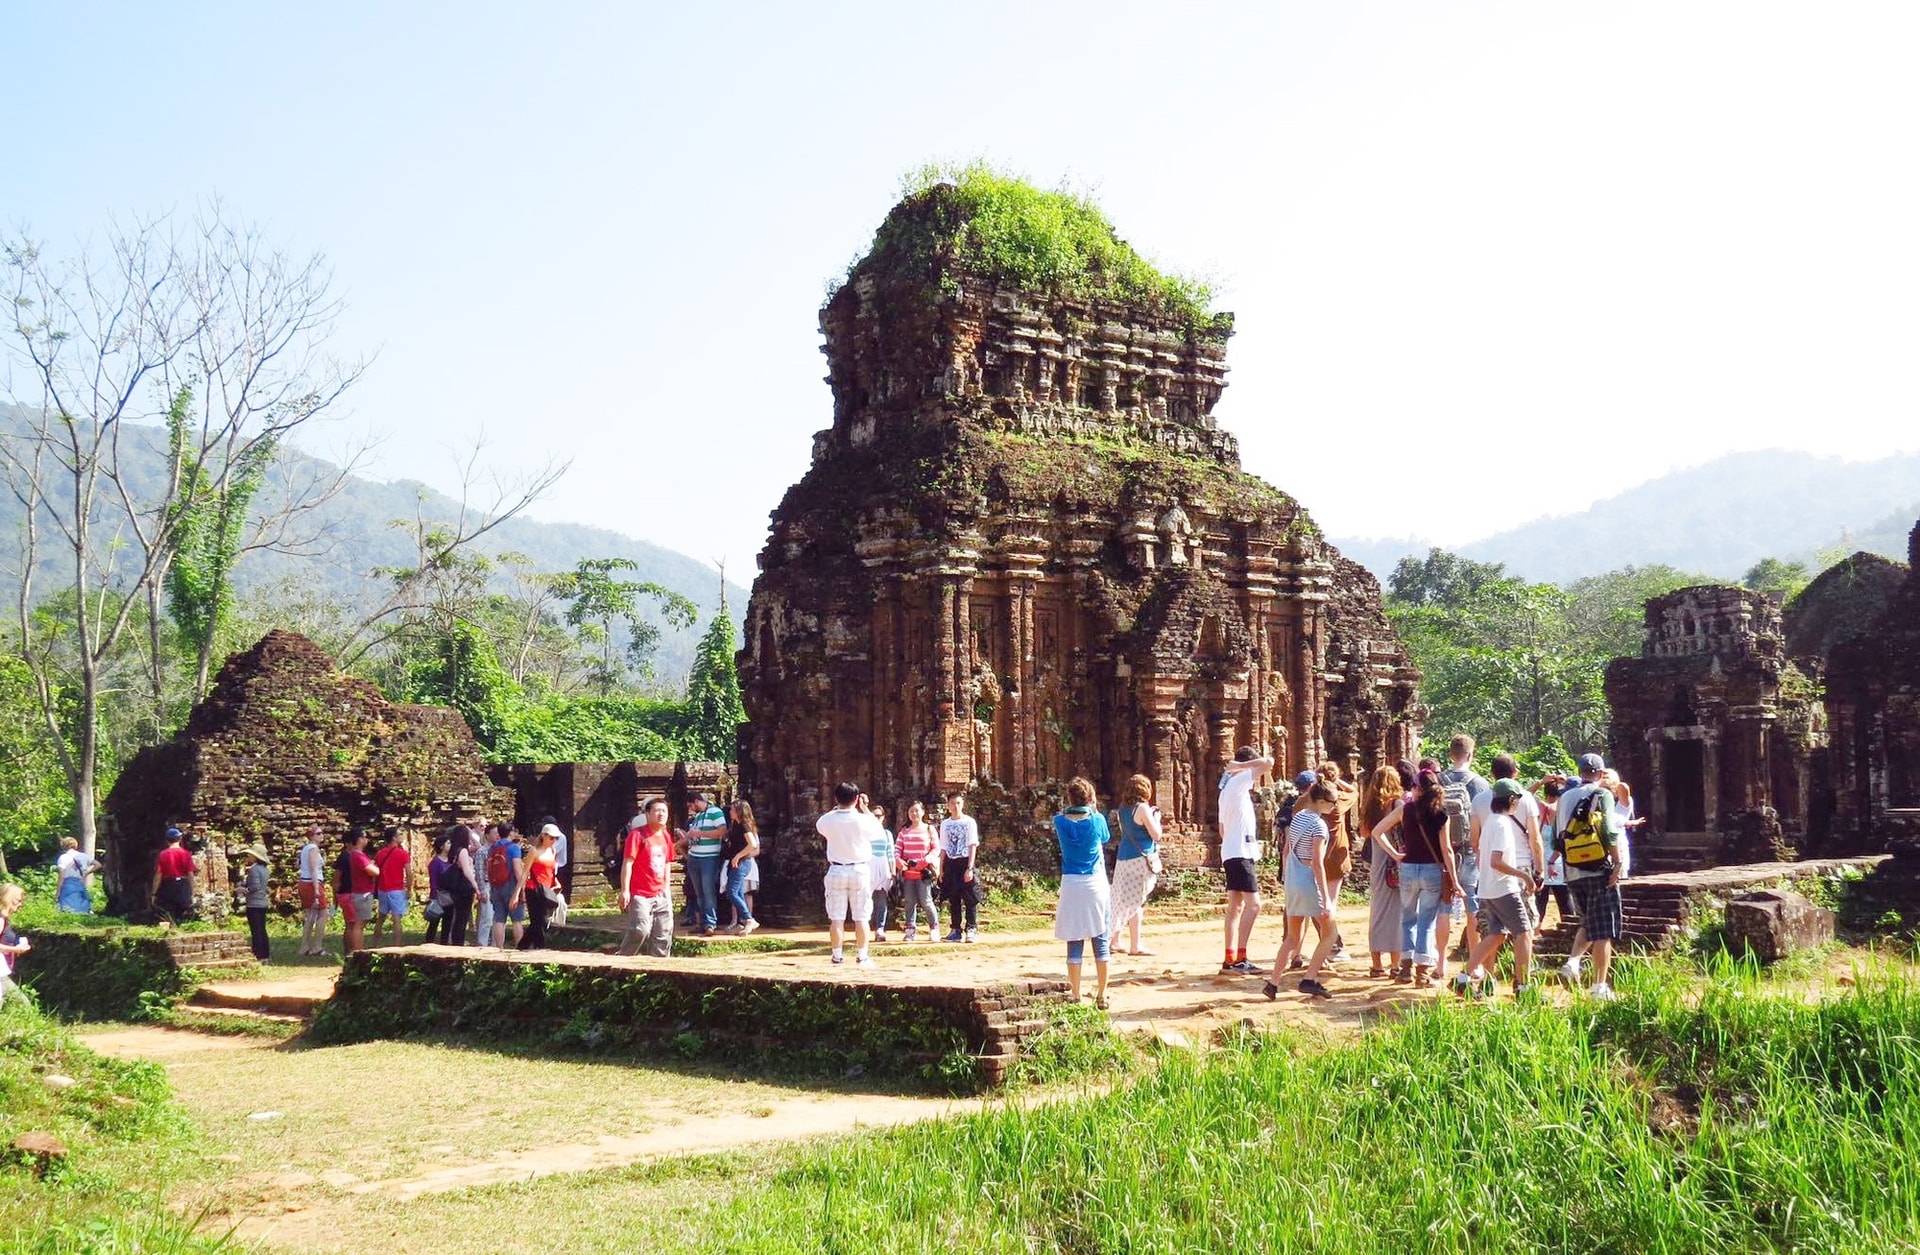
[489,885,526,923]
[377,889,409,917]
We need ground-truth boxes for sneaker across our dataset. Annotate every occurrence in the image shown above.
[1452,972,1473,997]
[944,931,963,943]
[740,919,758,935]
[1288,956,1306,971]
[1226,959,1260,975]
[874,932,888,944]
[856,955,875,969]
[1298,978,1331,1000]
[1261,981,1279,1001]
[1588,982,1617,1002]
[830,953,845,964]
[964,929,977,944]
[903,929,917,942]
[1558,958,1583,984]
[1329,947,1351,964]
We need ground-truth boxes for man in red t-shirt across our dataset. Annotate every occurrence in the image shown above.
[617,797,675,958]
[371,827,412,948]
[149,827,198,924]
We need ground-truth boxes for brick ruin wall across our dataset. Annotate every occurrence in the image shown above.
[105,630,511,917]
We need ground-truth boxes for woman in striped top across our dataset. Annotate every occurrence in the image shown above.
[1264,780,1340,1001]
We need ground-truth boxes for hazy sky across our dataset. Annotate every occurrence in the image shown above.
[9,3,1918,578]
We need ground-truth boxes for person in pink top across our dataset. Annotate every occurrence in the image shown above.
[893,799,939,941]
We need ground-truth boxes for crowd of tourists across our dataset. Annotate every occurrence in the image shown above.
[1246,733,1639,1004]
[6,732,1636,1016]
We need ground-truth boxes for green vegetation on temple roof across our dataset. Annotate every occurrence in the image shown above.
[849,161,1217,325]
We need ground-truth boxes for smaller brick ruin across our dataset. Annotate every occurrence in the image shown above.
[105,630,510,916]
[1606,523,1920,869]
[1605,586,1821,870]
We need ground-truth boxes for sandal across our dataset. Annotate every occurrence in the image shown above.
[1368,966,1388,979]
[1129,949,1155,957]
[1094,995,1109,1010]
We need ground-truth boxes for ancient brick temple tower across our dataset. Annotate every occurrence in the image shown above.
[740,182,1421,893]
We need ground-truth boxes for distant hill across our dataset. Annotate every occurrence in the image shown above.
[0,406,746,685]
[1335,449,1920,585]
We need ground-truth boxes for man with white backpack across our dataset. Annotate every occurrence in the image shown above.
[1435,734,1488,981]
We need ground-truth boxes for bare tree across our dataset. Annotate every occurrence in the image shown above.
[336,434,568,670]
[1,210,365,853]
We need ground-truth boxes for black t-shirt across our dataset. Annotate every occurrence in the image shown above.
[333,849,354,895]
[1401,805,1447,865]
[720,828,750,863]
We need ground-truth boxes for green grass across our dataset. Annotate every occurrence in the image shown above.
[310,956,1920,1253]
[0,995,213,1249]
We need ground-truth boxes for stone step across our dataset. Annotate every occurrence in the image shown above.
[190,985,325,1018]
[175,1004,308,1026]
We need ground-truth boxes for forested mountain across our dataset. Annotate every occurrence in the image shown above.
[1333,449,1920,583]
[0,407,746,685]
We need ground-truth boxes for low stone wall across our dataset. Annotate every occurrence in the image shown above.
[1534,856,1886,956]
[19,928,254,1020]
[312,945,1068,1091]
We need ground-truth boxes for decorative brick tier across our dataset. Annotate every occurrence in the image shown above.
[1533,856,1884,956]
[313,945,1068,1090]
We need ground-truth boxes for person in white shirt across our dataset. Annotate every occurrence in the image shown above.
[1218,746,1275,974]
[816,782,882,967]
[938,791,982,942]
[1455,779,1541,997]
[1469,754,1546,891]
[296,824,328,956]
[54,837,96,914]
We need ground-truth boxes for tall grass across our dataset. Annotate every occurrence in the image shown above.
[675,961,1920,1253]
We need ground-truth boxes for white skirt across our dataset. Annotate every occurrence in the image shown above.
[1054,871,1112,941]
[1110,856,1156,931]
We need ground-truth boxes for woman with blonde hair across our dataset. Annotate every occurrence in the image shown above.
[1108,774,1163,957]
[1359,764,1407,978]
[1053,777,1115,1007]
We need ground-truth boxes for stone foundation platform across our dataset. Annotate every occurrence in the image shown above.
[22,928,256,1020]
[312,945,1069,1091]
[1533,856,1885,956]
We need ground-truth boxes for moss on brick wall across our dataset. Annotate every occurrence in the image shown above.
[16,928,252,1021]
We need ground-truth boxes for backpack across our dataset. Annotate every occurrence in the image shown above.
[487,842,512,886]
[1439,770,1477,853]
[333,849,353,896]
[1559,787,1613,869]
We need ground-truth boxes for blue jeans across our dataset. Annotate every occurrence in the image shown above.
[725,858,756,925]
[1066,935,1112,964]
[684,855,721,932]
[1399,862,1445,966]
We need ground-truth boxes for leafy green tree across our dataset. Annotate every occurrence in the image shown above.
[684,596,744,762]
[0,654,74,869]
[164,388,277,701]
[1742,556,1812,599]
[553,558,697,696]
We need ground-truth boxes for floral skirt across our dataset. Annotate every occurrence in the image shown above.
[1110,857,1156,932]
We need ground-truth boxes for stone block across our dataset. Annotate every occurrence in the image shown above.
[1724,889,1835,963]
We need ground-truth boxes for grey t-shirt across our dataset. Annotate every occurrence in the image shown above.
[245,863,270,909]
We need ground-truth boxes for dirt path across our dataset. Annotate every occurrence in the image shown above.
[77,1025,1026,1251]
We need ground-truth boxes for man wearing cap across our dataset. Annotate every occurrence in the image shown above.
[1555,753,1625,1000]
[1218,746,1276,974]
[150,827,198,925]
[1453,779,1539,997]
[680,793,729,937]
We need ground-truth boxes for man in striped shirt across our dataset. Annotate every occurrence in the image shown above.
[681,793,729,937]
